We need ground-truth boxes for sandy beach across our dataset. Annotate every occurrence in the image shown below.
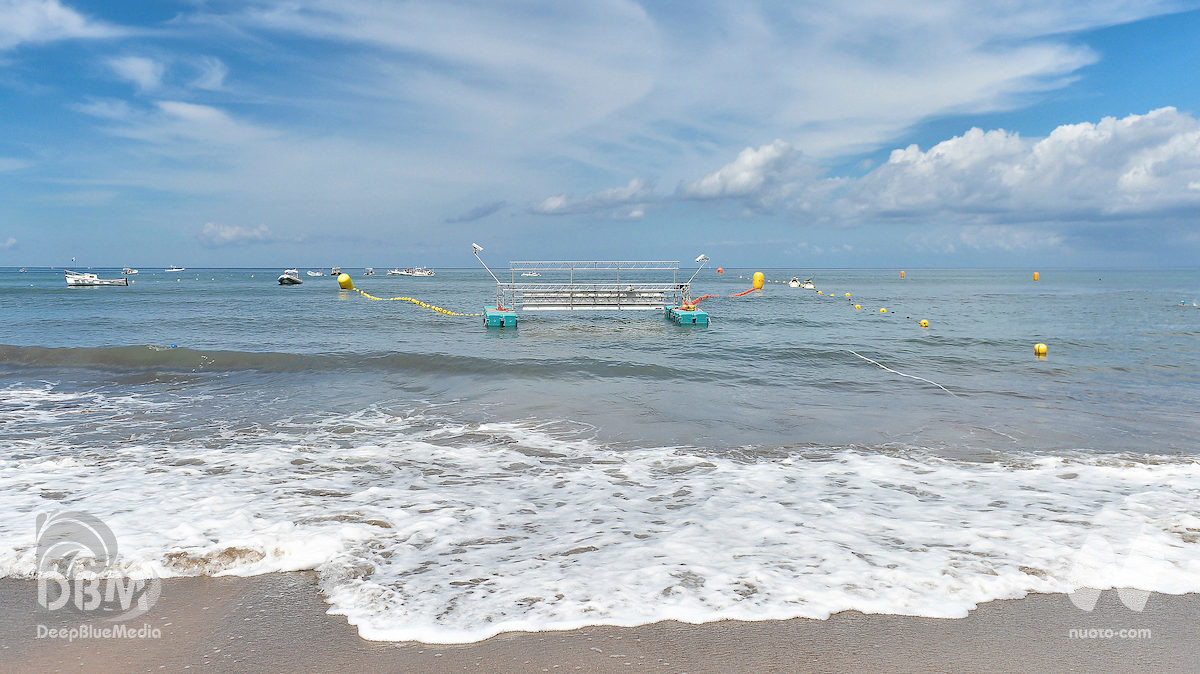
[0,573,1194,672]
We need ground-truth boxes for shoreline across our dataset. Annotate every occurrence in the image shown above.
[1,573,1195,671]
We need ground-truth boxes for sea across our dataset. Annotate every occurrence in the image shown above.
[1,266,1198,643]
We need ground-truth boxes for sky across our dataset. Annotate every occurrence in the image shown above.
[1,0,1199,268]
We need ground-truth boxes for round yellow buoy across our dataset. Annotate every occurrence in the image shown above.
[880,307,887,313]
[900,270,906,278]
[1033,272,1040,281]
[854,304,861,310]
[1034,343,1048,357]
[752,272,764,289]
[817,290,822,295]
[845,293,851,297]
[337,273,354,290]
[920,319,929,328]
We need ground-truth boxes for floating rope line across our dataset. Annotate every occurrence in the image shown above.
[353,288,482,316]
[848,350,958,397]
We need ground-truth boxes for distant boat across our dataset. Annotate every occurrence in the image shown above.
[398,266,435,277]
[801,278,815,290]
[165,265,186,272]
[65,270,128,287]
[386,268,402,276]
[18,268,26,273]
[788,277,800,288]
[363,267,375,276]
[521,271,540,277]
[330,266,341,276]
[277,269,303,285]
[306,270,323,277]
[122,267,139,275]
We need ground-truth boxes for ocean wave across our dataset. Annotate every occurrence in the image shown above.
[1,392,1198,643]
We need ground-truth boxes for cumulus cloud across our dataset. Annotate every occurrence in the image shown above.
[847,107,1200,222]
[0,237,16,250]
[445,200,506,223]
[108,56,165,91]
[531,178,654,216]
[678,140,797,200]
[0,0,121,50]
[198,222,280,246]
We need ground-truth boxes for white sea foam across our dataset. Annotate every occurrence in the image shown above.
[1,385,1199,643]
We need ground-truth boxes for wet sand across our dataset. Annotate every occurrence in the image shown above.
[1,573,1195,672]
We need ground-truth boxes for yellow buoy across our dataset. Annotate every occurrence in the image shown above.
[817,290,822,295]
[880,308,887,313]
[1034,343,1048,357]
[844,293,851,297]
[920,319,929,328]
[752,272,764,289]
[900,270,906,278]
[337,273,354,290]
[1033,272,1040,281]
[854,304,861,310]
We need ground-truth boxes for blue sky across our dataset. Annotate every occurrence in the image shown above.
[1,0,1199,268]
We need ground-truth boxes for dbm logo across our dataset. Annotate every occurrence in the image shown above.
[35,512,160,621]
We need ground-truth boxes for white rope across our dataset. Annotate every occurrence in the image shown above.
[848,350,959,397]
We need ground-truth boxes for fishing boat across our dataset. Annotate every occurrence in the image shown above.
[398,266,435,277]
[65,271,128,287]
[306,270,323,277]
[165,265,186,272]
[386,268,402,276]
[521,271,541,277]
[277,269,303,285]
[329,266,341,276]
[122,267,139,275]
[363,267,375,276]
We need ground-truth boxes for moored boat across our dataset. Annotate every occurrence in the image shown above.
[278,269,303,285]
[330,266,341,276]
[122,267,139,275]
[398,266,435,276]
[65,271,129,287]
[165,265,186,272]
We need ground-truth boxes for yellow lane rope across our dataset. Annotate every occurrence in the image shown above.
[353,288,482,317]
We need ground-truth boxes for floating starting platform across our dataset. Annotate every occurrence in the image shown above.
[472,249,710,328]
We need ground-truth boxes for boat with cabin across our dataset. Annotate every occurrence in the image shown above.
[277,269,303,285]
[65,271,129,287]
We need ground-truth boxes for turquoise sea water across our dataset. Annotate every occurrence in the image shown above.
[2,266,1198,641]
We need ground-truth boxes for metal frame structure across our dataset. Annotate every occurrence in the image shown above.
[473,246,707,311]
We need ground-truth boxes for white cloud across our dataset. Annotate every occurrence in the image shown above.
[531,178,654,216]
[198,223,280,246]
[678,140,796,199]
[0,157,30,171]
[847,107,1200,222]
[0,237,16,250]
[191,56,228,90]
[0,0,121,50]
[108,56,165,91]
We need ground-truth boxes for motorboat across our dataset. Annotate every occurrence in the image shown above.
[122,267,138,275]
[363,267,375,276]
[521,271,540,277]
[788,277,800,288]
[801,278,815,290]
[165,265,186,272]
[398,267,435,276]
[306,270,323,277]
[278,269,303,285]
[330,266,341,276]
[65,270,128,286]
[386,268,402,276]
[18,268,26,272]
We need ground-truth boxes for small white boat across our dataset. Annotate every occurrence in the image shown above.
[330,266,341,276]
[521,271,541,277]
[306,270,323,277]
[363,267,375,276]
[122,267,139,275]
[801,278,815,290]
[386,268,402,276]
[165,265,186,272]
[788,277,800,288]
[18,268,26,272]
[278,269,303,285]
[398,266,435,276]
[65,270,128,287]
